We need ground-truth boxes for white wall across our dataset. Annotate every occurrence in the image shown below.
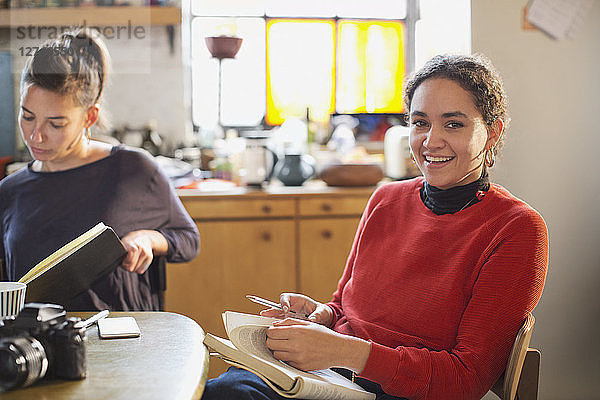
[472,1,600,399]
[102,26,191,149]
[2,25,190,154]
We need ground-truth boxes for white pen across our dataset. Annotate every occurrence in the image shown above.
[246,295,310,320]
[74,309,110,329]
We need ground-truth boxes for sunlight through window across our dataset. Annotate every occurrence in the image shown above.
[266,20,335,125]
[188,0,470,134]
[337,21,405,114]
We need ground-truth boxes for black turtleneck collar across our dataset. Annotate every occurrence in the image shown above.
[420,170,490,215]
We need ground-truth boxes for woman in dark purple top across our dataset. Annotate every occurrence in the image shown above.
[0,29,199,311]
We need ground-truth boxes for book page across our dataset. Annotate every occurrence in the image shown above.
[18,222,107,284]
[224,311,282,362]
[228,324,279,362]
[297,370,376,400]
[227,324,334,385]
[223,311,279,335]
[204,333,297,391]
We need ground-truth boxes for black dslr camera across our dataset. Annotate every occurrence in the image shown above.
[0,303,87,391]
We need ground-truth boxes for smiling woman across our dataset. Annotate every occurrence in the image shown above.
[403,53,508,214]
[407,78,501,190]
[201,54,548,400]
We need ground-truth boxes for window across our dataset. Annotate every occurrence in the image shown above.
[265,19,336,125]
[335,20,405,115]
[185,0,470,137]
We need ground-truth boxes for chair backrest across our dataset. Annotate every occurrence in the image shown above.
[491,314,536,400]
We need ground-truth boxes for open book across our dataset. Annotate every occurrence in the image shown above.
[203,311,375,400]
[18,222,127,305]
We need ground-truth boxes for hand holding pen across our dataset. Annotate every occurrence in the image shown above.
[246,295,310,320]
[246,294,333,326]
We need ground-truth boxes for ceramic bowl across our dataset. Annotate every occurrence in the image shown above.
[319,163,384,187]
[205,36,243,59]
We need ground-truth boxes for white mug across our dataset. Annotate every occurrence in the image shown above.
[0,282,27,319]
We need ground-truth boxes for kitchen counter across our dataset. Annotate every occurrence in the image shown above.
[176,179,380,200]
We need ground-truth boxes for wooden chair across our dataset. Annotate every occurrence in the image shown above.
[489,314,541,400]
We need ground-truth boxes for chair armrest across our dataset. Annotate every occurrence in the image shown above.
[517,348,540,400]
[489,348,540,400]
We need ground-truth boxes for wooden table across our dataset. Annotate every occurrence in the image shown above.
[1,312,209,400]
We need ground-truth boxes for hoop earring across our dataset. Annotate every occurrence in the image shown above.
[410,150,417,164]
[485,147,495,168]
[85,127,92,142]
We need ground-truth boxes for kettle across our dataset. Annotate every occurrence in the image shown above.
[274,153,316,186]
[241,134,278,187]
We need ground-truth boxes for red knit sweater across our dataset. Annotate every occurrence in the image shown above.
[327,177,548,400]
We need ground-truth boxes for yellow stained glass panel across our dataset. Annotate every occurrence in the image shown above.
[337,20,405,114]
[266,19,405,126]
[266,19,336,125]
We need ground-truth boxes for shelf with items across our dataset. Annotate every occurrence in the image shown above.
[0,6,180,27]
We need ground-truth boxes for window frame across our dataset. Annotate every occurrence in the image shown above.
[183,0,419,133]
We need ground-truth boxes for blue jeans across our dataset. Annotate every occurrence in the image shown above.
[202,367,407,400]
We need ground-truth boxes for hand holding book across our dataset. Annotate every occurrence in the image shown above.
[120,230,168,274]
[267,316,371,376]
[245,294,370,376]
[17,223,127,305]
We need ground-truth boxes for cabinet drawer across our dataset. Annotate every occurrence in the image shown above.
[182,198,295,219]
[298,217,361,301]
[298,196,369,217]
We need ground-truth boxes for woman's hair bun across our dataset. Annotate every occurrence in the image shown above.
[21,27,111,107]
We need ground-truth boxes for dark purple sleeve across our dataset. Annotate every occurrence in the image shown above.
[148,164,199,263]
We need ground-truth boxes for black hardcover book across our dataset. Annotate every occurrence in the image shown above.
[19,223,127,305]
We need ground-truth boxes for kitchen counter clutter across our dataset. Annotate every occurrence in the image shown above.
[176,179,377,197]
[166,182,376,378]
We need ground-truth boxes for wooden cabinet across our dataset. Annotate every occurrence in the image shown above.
[165,219,296,339]
[298,217,360,302]
[164,184,374,378]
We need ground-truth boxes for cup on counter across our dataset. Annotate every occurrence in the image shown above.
[0,282,27,319]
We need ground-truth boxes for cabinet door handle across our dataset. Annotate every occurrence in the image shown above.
[262,205,272,214]
[321,230,332,239]
[261,232,272,242]
[321,203,332,212]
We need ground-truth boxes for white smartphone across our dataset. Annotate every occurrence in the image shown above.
[98,317,141,339]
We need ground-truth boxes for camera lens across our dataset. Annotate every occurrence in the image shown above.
[0,336,48,391]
